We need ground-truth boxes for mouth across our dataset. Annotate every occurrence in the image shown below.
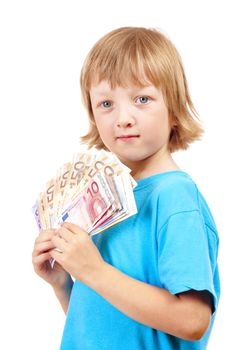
[116,135,140,140]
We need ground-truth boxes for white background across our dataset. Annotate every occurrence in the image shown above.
[0,0,232,348]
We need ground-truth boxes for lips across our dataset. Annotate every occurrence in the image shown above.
[117,135,140,139]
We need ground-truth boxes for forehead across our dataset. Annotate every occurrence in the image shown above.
[89,80,163,101]
[88,70,155,91]
[90,80,146,92]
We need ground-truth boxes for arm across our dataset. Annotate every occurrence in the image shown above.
[50,223,212,340]
[52,276,74,314]
[83,262,212,341]
[32,229,74,314]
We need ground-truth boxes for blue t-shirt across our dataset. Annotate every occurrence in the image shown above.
[60,171,220,350]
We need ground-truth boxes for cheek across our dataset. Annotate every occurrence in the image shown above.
[95,118,113,142]
[144,114,170,143]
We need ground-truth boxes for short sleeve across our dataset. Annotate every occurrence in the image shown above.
[157,210,219,312]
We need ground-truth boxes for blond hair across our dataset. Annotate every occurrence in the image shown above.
[80,27,203,152]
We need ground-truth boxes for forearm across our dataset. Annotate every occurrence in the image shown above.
[83,262,210,340]
[53,277,74,314]
[49,223,211,339]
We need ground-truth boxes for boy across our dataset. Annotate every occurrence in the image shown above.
[32,27,220,349]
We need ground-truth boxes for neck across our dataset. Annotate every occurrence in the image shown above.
[123,149,180,180]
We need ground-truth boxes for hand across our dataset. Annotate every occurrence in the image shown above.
[32,229,72,291]
[50,222,105,285]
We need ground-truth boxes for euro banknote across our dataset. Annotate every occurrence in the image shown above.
[33,150,137,235]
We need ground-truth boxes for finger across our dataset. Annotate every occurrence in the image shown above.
[32,251,51,266]
[35,229,56,243]
[62,222,88,237]
[61,222,83,234]
[51,235,68,252]
[56,226,77,244]
[49,248,63,265]
[33,240,55,257]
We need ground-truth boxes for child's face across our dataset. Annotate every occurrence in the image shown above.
[90,80,171,172]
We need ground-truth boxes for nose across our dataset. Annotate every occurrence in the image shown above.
[116,107,136,128]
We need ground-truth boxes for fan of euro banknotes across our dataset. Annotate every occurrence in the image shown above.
[32,150,138,235]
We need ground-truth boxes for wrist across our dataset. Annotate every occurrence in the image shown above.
[81,261,110,290]
[52,274,74,296]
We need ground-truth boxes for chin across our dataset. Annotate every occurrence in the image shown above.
[117,154,147,165]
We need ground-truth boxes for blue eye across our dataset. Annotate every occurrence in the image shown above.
[101,100,112,108]
[136,96,150,104]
